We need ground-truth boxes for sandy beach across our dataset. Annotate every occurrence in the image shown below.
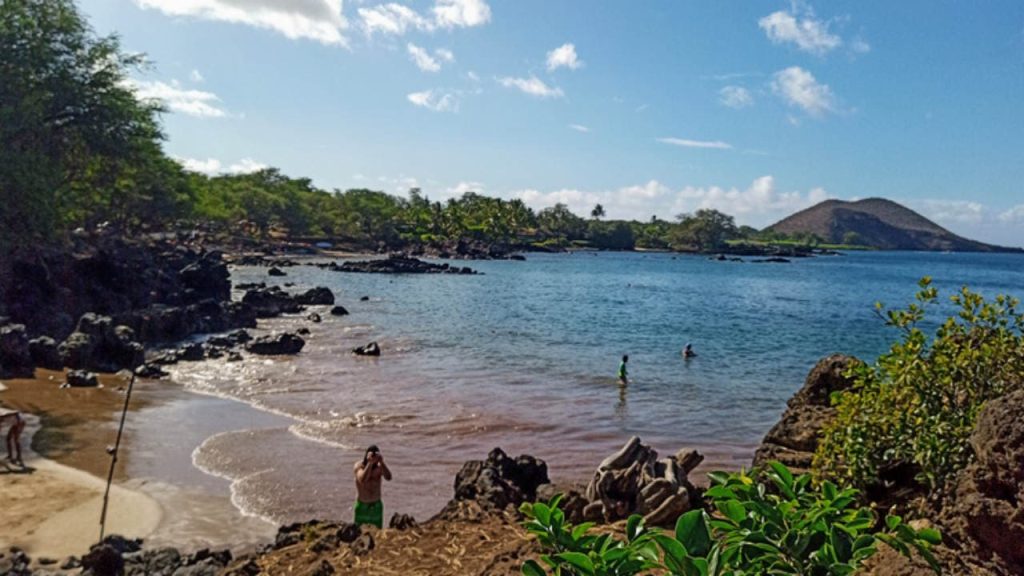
[0,413,162,559]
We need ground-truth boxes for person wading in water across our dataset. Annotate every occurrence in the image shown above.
[353,444,392,528]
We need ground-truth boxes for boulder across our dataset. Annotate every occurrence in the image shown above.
[329,305,349,316]
[246,333,305,355]
[295,287,334,306]
[307,312,322,323]
[178,252,230,302]
[936,388,1024,574]
[268,267,286,277]
[585,436,702,525]
[352,341,380,356]
[447,448,549,512]
[752,354,860,474]
[0,323,34,378]
[58,314,144,372]
[241,287,302,318]
[29,336,62,370]
[66,369,99,387]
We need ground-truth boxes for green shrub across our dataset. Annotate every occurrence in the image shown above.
[521,462,940,576]
[814,278,1024,494]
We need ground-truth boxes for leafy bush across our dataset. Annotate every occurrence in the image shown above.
[814,278,1024,493]
[521,462,940,576]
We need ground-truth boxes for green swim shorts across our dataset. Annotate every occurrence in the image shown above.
[354,499,383,528]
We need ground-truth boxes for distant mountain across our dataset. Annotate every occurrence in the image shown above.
[767,198,1020,252]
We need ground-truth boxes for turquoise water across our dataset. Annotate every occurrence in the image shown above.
[175,250,1024,523]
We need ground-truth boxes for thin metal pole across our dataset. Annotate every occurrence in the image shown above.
[99,367,138,542]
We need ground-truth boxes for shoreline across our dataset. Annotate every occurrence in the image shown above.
[0,412,162,560]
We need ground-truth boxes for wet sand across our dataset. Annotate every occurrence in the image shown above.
[0,369,278,557]
[0,414,161,559]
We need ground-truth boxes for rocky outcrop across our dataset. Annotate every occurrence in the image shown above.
[329,305,349,316]
[295,287,334,306]
[438,448,549,517]
[241,287,303,318]
[57,314,144,373]
[0,323,34,378]
[935,388,1024,574]
[752,354,860,474]
[332,255,477,275]
[584,436,703,526]
[28,336,61,370]
[77,535,233,576]
[66,369,99,388]
[246,333,306,355]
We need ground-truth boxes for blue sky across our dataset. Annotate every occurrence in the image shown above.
[80,0,1024,246]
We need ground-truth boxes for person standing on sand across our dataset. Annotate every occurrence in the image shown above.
[1,409,25,466]
[618,355,629,385]
[354,444,391,528]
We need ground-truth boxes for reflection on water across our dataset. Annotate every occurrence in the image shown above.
[162,251,1023,525]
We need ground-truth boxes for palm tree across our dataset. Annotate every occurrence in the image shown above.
[591,203,606,220]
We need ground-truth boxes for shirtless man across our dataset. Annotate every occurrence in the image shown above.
[1,409,25,465]
[353,445,391,528]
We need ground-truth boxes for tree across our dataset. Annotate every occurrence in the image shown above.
[670,209,737,251]
[590,203,605,220]
[1,0,165,251]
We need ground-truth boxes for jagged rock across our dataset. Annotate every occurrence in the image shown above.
[329,305,349,316]
[179,343,205,362]
[296,327,311,336]
[246,333,305,355]
[352,341,380,356]
[227,351,243,362]
[306,312,322,323]
[268,267,286,277]
[28,336,61,370]
[222,558,261,576]
[58,314,144,372]
[936,388,1024,574]
[81,535,141,576]
[0,323,34,378]
[752,354,860,474]
[537,484,589,524]
[178,253,230,302]
[389,513,418,530]
[241,287,302,318]
[66,369,99,388]
[585,436,701,525]
[295,287,334,306]
[360,296,370,301]
[447,448,549,512]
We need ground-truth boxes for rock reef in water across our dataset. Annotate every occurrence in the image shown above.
[327,255,478,275]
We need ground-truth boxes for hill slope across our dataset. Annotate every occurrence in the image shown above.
[767,198,1019,252]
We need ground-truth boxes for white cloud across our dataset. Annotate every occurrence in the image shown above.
[407,89,459,112]
[910,199,986,226]
[497,76,564,98]
[129,79,227,118]
[175,156,266,175]
[433,0,491,28]
[189,69,204,82]
[719,86,753,109]
[177,157,222,174]
[435,48,455,62]
[229,158,268,173]
[447,181,485,197]
[658,137,733,150]
[546,43,583,71]
[467,71,480,82]
[359,3,429,36]
[758,6,841,56]
[850,37,871,54]
[359,0,490,36]
[568,124,590,133]
[135,0,348,46]
[513,176,829,228]
[999,204,1024,223]
[771,66,835,116]
[408,43,441,72]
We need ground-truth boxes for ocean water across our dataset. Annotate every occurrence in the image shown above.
[165,251,1024,525]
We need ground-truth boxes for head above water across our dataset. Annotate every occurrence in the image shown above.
[622,354,629,362]
[363,444,380,465]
